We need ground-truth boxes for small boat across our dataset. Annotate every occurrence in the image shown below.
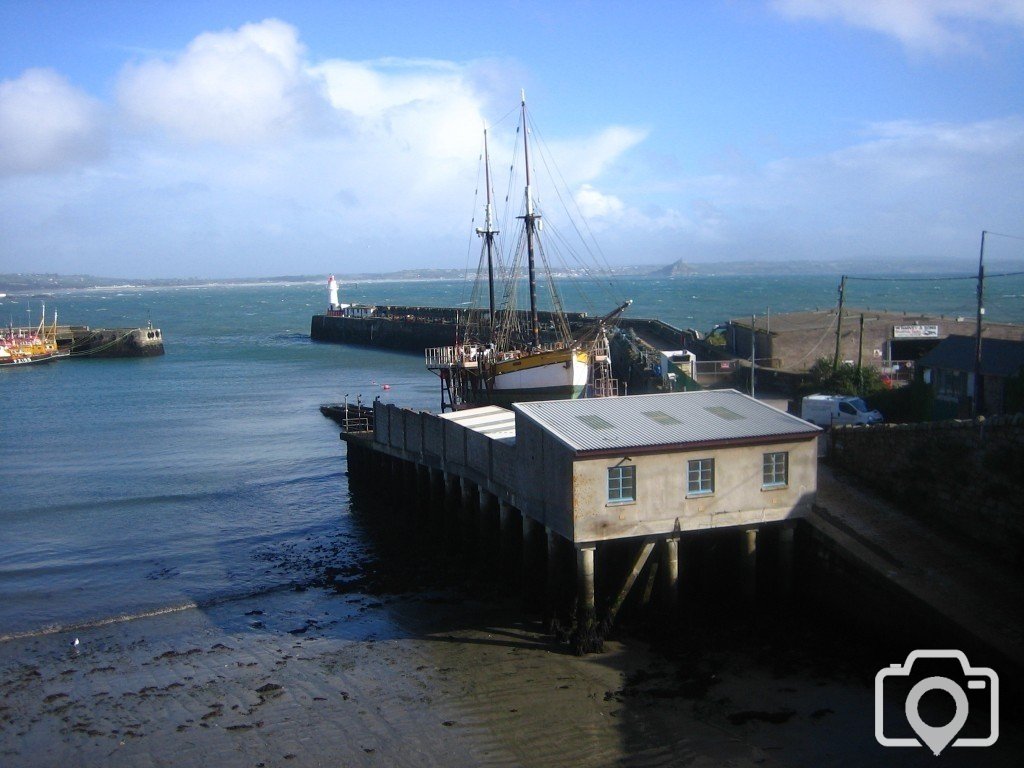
[426,93,630,410]
[0,304,68,366]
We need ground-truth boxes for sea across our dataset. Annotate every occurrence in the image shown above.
[1,273,1022,639]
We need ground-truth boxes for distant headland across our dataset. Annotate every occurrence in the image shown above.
[3,257,1021,294]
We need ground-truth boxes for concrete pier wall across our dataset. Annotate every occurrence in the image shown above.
[311,307,594,352]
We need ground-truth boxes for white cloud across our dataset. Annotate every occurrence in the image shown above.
[771,0,1024,53]
[313,58,486,163]
[575,184,625,219]
[2,19,652,275]
[117,19,327,145]
[0,69,107,175]
[543,126,648,185]
[564,116,1023,265]
[660,116,1024,260]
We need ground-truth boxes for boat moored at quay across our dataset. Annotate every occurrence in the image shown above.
[422,94,630,409]
[1,318,165,364]
[0,306,66,366]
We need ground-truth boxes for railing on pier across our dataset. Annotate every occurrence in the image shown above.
[320,403,376,433]
[590,376,620,398]
[424,346,459,369]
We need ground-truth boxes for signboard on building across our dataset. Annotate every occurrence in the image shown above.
[893,325,939,339]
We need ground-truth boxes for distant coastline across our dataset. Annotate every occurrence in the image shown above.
[3,257,1022,294]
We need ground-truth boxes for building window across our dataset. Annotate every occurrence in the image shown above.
[607,464,636,503]
[935,368,968,399]
[687,458,715,496]
[762,451,788,488]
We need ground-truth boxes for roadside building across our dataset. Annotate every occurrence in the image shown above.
[722,309,1023,380]
[361,389,821,646]
[512,389,820,544]
[918,335,1024,417]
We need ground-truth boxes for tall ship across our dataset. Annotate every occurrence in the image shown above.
[426,94,630,411]
[0,304,68,366]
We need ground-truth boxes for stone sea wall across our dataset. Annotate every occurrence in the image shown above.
[310,307,594,352]
[829,415,1024,562]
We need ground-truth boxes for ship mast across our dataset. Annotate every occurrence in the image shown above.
[519,91,542,349]
[475,128,499,341]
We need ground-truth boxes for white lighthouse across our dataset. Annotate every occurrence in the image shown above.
[327,275,340,309]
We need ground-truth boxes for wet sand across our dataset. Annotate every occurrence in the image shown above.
[1,582,1020,767]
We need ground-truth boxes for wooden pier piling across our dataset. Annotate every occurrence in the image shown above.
[333,398,817,653]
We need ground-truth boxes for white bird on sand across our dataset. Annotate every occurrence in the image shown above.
[72,638,79,649]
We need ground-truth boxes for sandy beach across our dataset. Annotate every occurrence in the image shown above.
[2,574,1018,768]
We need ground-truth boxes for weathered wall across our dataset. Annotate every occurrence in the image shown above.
[369,401,818,545]
[571,438,818,543]
[830,415,1024,561]
[311,314,459,351]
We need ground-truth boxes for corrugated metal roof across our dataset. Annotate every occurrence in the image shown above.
[513,390,819,453]
[438,405,517,444]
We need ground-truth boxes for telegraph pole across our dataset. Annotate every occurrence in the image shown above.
[750,314,756,398]
[832,275,847,373]
[973,231,987,417]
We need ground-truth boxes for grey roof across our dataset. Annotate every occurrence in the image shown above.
[438,404,516,444]
[513,390,819,454]
[918,334,1024,378]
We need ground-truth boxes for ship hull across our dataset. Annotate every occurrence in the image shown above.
[0,350,67,366]
[460,348,589,407]
[492,349,588,390]
[464,382,586,408]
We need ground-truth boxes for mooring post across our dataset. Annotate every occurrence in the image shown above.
[477,487,498,573]
[387,457,402,507]
[498,500,517,585]
[443,472,460,554]
[415,464,430,519]
[572,544,602,655]
[545,529,564,634]
[662,535,680,619]
[522,516,542,610]
[742,528,758,602]
[403,460,417,512]
[459,477,476,554]
[371,449,385,483]
[428,468,444,531]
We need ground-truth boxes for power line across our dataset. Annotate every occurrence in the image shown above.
[846,270,1024,283]
[984,230,1024,242]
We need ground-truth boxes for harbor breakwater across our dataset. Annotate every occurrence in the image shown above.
[58,325,165,358]
[310,306,594,351]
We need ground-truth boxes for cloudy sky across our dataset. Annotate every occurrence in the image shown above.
[1,0,1022,278]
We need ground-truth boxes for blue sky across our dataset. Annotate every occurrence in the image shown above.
[1,0,1022,277]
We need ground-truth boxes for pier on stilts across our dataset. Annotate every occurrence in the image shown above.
[335,393,820,654]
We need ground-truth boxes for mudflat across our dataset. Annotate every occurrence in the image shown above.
[0,583,1019,767]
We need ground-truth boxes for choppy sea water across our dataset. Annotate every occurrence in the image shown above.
[1,274,1021,638]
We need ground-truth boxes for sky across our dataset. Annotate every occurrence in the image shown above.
[1,0,1023,278]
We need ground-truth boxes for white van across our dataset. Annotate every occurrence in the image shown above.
[800,394,883,427]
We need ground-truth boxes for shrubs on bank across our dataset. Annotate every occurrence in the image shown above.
[801,357,932,423]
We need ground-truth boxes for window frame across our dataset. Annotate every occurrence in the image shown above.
[762,451,789,489]
[686,457,715,497]
[607,464,636,505]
